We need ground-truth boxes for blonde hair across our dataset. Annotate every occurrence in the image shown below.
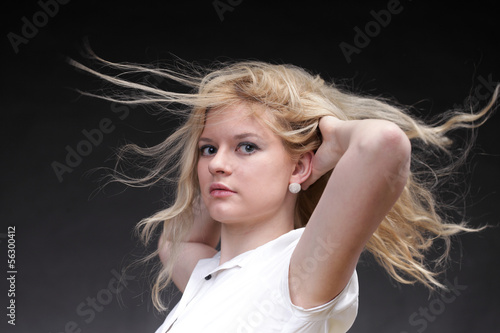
[70,52,498,311]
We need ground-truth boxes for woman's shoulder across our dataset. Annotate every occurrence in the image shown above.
[259,227,305,254]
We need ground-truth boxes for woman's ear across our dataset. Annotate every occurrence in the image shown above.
[290,151,314,186]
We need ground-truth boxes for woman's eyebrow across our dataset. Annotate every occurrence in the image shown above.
[233,133,262,140]
[198,133,263,143]
[198,137,213,143]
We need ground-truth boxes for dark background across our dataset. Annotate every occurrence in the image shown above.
[1,1,499,332]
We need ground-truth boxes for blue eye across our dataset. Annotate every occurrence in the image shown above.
[237,142,259,154]
[200,145,217,156]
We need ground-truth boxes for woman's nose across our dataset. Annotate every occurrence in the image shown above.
[208,149,232,176]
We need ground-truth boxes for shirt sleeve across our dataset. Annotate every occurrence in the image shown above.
[279,253,359,329]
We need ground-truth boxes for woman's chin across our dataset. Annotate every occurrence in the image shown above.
[208,210,249,226]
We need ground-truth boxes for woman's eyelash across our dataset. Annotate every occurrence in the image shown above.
[237,142,260,154]
[199,142,260,155]
[200,145,217,155]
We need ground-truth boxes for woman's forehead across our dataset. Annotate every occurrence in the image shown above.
[201,103,277,138]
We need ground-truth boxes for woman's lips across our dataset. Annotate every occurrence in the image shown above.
[209,183,236,198]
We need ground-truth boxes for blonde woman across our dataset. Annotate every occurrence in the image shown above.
[72,55,497,332]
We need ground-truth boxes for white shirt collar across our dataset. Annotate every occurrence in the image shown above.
[199,228,305,279]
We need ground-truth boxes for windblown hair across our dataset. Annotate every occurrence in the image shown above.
[70,51,498,311]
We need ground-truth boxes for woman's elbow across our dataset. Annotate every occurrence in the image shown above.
[359,122,411,159]
[380,123,411,158]
[377,124,411,189]
[359,123,411,189]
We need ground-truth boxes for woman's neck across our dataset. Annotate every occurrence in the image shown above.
[218,216,294,265]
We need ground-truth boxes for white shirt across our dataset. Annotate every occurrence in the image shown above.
[155,228,359,333]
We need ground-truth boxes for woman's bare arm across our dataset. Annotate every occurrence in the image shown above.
[158,197,221,293]
[290,116,411,308]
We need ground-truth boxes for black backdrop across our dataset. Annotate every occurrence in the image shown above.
[2,1,500,332]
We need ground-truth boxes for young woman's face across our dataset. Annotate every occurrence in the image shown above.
[197,103,297,226]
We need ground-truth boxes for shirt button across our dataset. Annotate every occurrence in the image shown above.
[205,274,212,280]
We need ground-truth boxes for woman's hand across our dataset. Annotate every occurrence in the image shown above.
[301,116,345,190]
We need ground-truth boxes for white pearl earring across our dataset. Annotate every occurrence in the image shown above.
[288,183,301,194]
